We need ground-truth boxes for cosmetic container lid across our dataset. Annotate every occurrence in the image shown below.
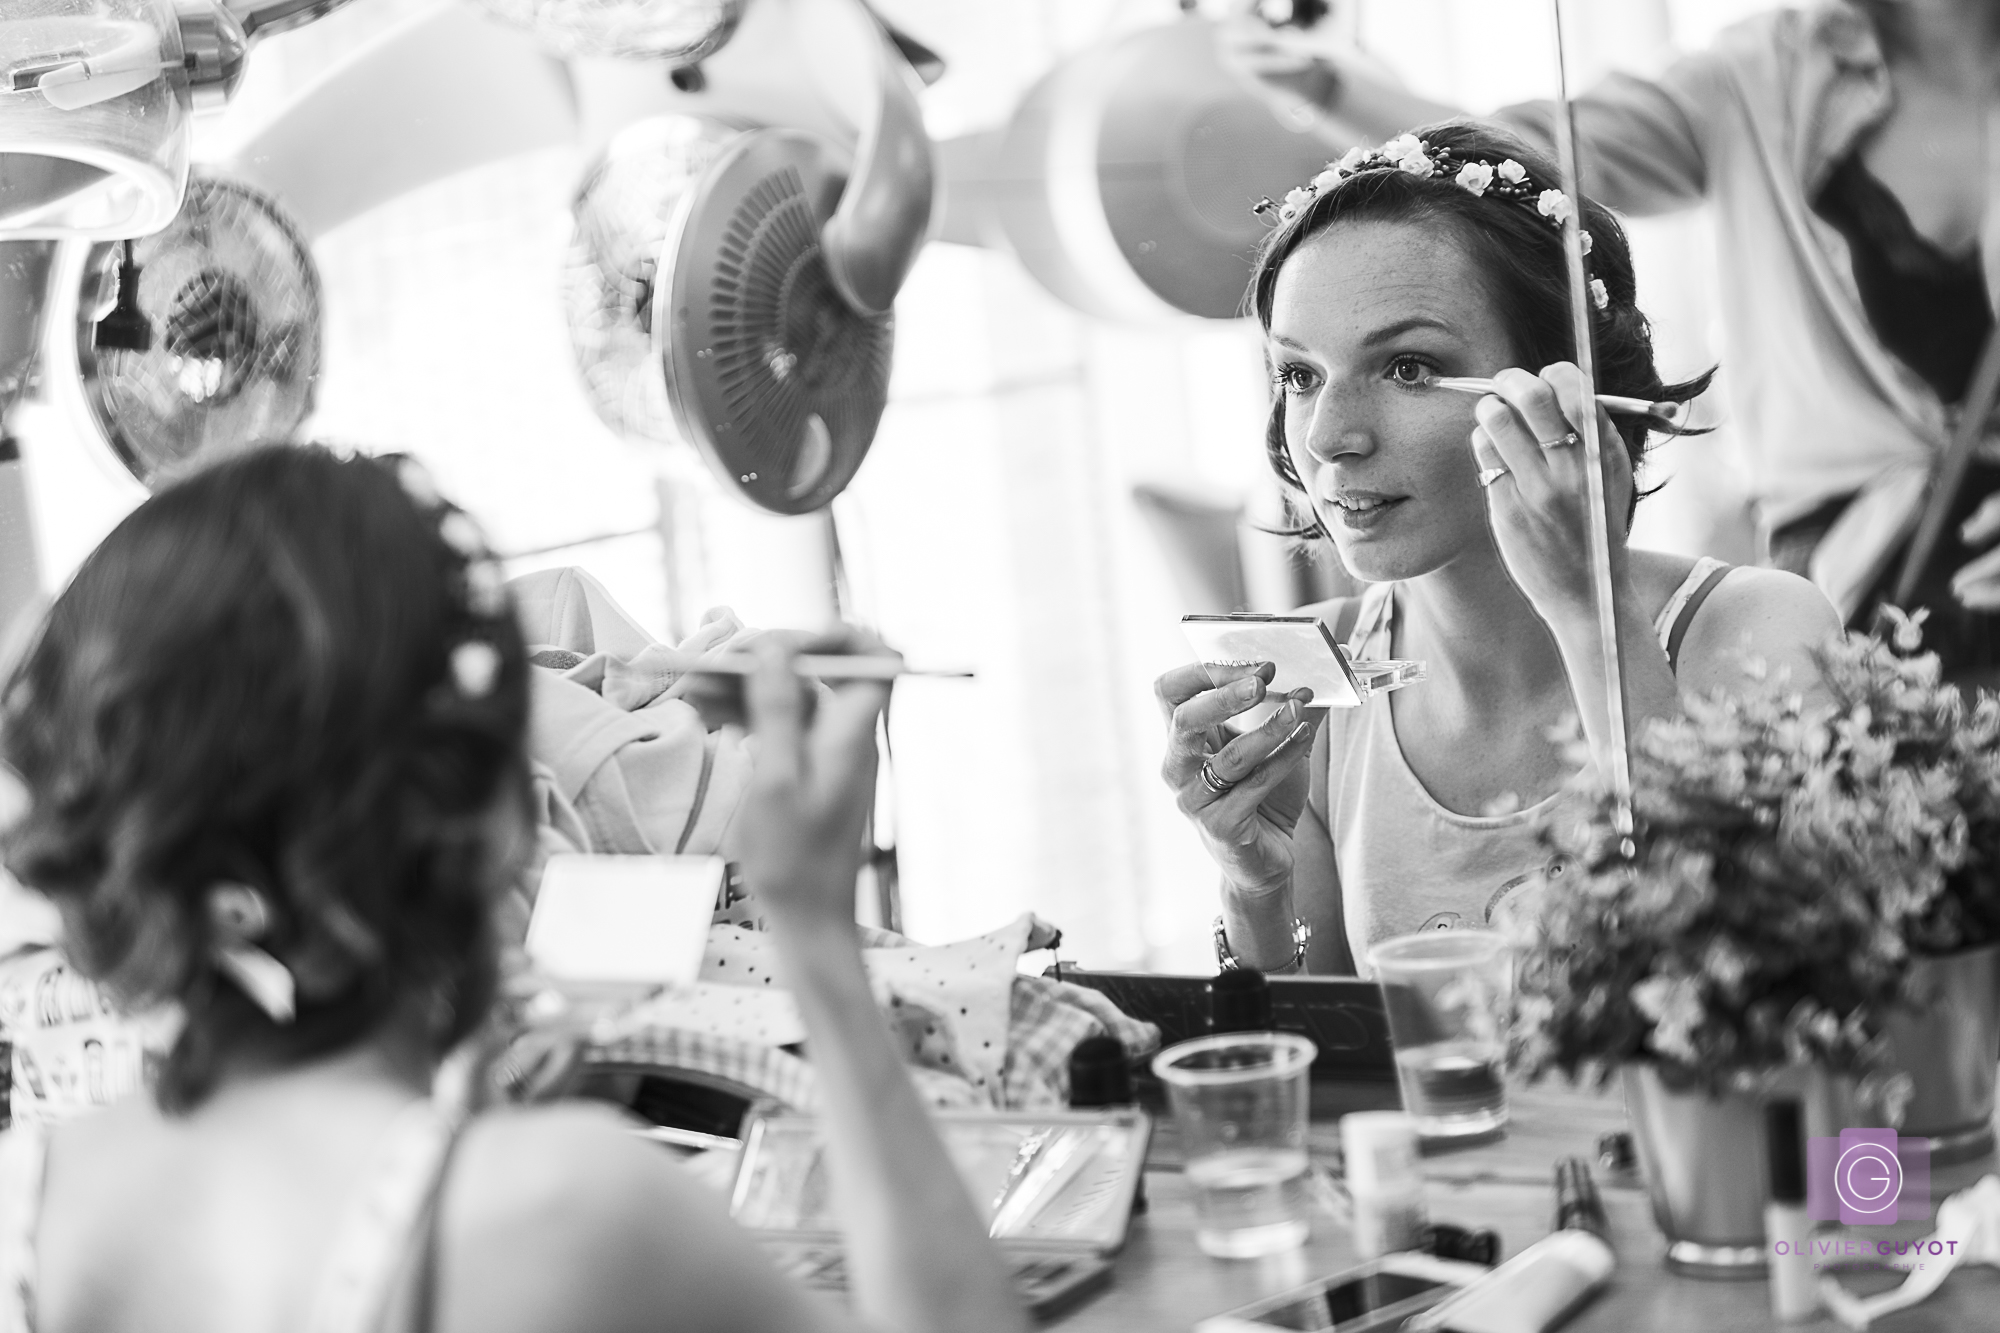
[1342,1110,1421,1195]
[1208,966,1273,1033]
[1067,1035,1133,1107]
[1766,1098,1806,1205]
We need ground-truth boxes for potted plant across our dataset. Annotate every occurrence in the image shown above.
[1793,610,2000,1165]
[1509,628,1944,1277]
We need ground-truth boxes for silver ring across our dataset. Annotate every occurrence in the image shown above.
[1200,760,1235,795]
[1476,465,1509,488]
[1541,431,1581,450]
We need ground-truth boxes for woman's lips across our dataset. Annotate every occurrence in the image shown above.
[1324,493,1407,531]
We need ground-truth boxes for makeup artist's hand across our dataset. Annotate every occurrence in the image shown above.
[1155,661,1316,895]
[1470,363,1635,627]
[735,628,892,928]
[1951,494,2000,610]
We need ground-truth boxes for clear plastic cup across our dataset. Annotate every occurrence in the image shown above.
[1152,1031,1317,1258]
[1368,931,1512,1142]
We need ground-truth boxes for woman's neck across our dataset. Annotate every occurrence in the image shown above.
[1875,0,2000,91]
[203,1022,436,1116]
[1396,548,1570,712]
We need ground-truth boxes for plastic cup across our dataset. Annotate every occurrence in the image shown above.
[1368,931,1512,1142]
[1152,1031,1317,1258]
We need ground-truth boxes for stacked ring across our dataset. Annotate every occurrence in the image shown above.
[1199,760,1234,795]
[1476,466,1509,488]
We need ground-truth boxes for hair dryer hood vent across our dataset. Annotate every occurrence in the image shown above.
[658,129,892,515]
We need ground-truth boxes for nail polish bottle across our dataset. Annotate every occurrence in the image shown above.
[1343,1111,1427,1258]
[1764,1097,1817,1323]
[1067,1034,1145,1213]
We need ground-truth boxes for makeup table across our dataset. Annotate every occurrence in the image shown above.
[1058,1081,2000,1332]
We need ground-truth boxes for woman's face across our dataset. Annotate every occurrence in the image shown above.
[1267,219,1521,583]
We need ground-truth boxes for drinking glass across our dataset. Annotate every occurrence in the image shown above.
[1368,931,1511,1142]
[1152,1031,1317,1258]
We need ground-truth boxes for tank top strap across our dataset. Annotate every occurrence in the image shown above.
[305,1100,466,1333]
[1652,557,1733,674]
[0,1125,49,1333]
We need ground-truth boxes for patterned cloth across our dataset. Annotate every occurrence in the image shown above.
[589,914,1161,1112]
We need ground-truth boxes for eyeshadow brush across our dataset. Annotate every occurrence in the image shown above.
[1421,375,1686,426]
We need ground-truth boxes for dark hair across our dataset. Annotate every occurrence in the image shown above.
[0,445,531,1111]
[1248,120,1711,534]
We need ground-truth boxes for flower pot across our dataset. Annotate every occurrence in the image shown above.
[1621,1063,1852,1278]
[1880,942,2000,1166]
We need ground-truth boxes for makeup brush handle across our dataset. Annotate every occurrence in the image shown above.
[1426,376,1683,424]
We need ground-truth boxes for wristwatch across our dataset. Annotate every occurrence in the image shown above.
[1213,914,1311,974]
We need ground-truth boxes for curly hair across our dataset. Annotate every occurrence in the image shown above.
[1247,120,1712,535]
[1,445,531,1111]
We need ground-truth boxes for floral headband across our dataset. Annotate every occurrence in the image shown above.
[1257,134,1610,312]
[388,454,510,701]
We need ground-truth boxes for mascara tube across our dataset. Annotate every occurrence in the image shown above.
[1765,1098,1817,1322]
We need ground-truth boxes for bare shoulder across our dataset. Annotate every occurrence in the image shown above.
[1678,565,1841,695]
[441,1104,833,1333]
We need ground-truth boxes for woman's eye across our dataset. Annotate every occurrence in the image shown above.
[1386,355,1431,387]
[1272,363,1318,396]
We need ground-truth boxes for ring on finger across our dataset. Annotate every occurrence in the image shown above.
[1476,465,1510,489]
[1199,759,1235,795]
[1539,431,1581,450]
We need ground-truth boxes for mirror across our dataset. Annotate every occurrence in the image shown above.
[0,0,1732,988]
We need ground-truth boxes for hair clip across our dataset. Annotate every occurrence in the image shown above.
[207,883,296,1023]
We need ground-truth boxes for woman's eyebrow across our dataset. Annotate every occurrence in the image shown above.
[1359,316,1457,346]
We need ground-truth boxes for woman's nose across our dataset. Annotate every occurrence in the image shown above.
[1303,384,1373,464]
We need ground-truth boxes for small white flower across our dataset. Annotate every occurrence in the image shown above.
[1590,278,1609,310]
[396,457,442,509]
[1537,189,1573,224]
[450,640,501,698]
[439,512,484,561]
[1581,230,1594,254]
[1336,146,1370,175]
[1396,148,1433,176]
[1379,133,1423,164]
[465,559,509,618]
[1279,186,1313,222]
[1311,168,1340,192]
[1454,161,1494,196]
[1496,159,1528,185]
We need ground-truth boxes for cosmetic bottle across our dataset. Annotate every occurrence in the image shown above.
[1067,1034,1145,1213]
[1764,1097,1817,1322]
[1342,1111,1427,1257]
[1209,966,1273,1033]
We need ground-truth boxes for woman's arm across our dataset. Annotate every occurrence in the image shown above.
[1215,17,1720,218]
[734,637,1028,1333]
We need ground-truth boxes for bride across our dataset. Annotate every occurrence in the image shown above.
[1157,122,1840,976]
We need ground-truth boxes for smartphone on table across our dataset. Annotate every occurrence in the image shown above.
[1195,1253,1491,1333]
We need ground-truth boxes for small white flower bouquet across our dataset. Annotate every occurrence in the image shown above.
[1511,612,2000,1094]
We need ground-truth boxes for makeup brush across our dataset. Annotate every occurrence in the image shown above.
[681,654,974,682]
[1421,375,1687,426]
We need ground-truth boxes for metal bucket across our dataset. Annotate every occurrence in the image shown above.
[1621,1063,1853,1278]
[1880,943,2000,1166]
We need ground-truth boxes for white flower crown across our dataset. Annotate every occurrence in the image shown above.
[1259,134,1610,311]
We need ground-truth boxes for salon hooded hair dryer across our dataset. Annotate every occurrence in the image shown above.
[0,0,357,242]
[566,0,932,516]
[940,15,1336,323]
